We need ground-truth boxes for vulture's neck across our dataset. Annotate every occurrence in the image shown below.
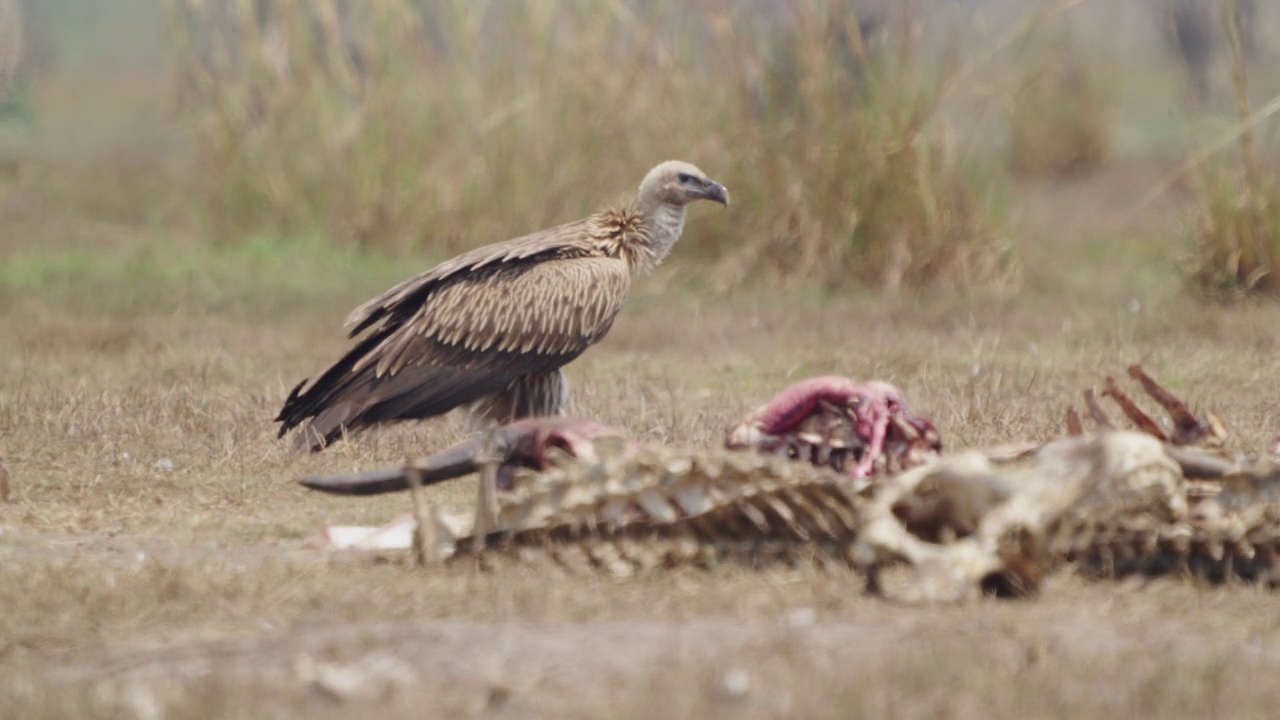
[633,200,686,273]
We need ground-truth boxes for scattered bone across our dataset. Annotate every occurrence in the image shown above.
[718,668,751,700]
[294,652,415,703]
[1082,388,1116,430]
[1103,376,1167,440]
[310,516,415,551]
[1065,407,1084,436]
[307,512,470,551]
[1078,364,1227,452]
[1126,364,1220,447]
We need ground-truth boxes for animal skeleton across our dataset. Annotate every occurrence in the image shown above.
[301,367,1280,603]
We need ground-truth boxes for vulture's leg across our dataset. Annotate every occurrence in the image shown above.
[463,369,569,431]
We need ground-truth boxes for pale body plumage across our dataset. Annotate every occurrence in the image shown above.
[276,160,728,451]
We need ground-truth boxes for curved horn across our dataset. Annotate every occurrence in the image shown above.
[297,423,534,496]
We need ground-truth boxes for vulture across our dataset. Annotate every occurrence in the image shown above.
[276,160,729,451]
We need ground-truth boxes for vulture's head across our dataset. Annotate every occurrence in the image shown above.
[640,160,730,208]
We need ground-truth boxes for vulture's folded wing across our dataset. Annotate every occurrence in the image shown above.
[276,251,632,450]
[356,255,631,379]
[344,220,596,337]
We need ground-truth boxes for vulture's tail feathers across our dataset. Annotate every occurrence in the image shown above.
[279,358,521,453]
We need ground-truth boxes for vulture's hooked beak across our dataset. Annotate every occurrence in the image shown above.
[699,179,730,207]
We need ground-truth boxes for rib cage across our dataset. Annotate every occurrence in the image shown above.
[443,437,869,573]
[1060,471,1280,585]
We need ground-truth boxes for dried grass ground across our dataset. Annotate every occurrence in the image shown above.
[4,163,1280,718]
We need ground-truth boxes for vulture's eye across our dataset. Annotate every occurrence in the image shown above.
[677,172,696,184]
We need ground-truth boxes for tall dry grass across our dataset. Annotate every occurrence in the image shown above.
[161,0,1013,290]
[1182,0,1280,299]
[1007,27,1115,177]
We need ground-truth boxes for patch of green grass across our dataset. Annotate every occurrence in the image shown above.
[0,234,427,318]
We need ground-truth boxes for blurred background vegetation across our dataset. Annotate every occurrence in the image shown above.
[1,0,1278,296]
